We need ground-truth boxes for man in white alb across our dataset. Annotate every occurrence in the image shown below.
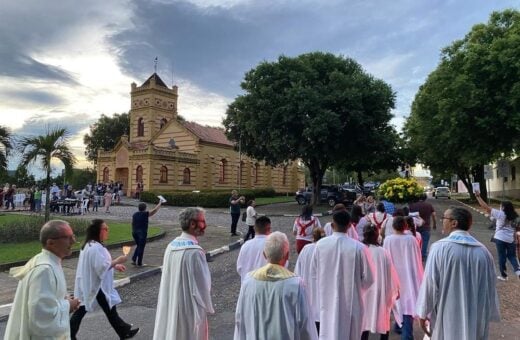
[234,231,318,340]
[312,210,374,339]
[416,207,500,339]
[236,216,271,282]
[153,207,214,340]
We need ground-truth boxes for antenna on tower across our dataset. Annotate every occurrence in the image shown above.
[154,56,158,74]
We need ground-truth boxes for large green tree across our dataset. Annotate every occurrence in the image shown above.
[19,127,76,221]
[83,113,129,164]
[405,9,520,200]
[0,125,12,175]
[223,52,396,204]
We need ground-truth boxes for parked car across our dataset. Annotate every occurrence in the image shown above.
[295,185,357,207]
[434,186,451,199]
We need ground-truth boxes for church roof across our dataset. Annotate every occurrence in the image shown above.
[182,121,234,147]
[141,73,168,88]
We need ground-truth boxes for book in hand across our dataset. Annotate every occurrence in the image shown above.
[472,182,480,193]
[157,195,167,203]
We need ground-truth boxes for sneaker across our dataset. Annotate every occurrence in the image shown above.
[515,270,520,278]
[497,275,508,281]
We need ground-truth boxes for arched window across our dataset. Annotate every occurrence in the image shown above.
[160,118,168,129]
[282,165,288,186]
[137,118,144,137]
[219,159,227,183]
[103,167,109,182]
[160,166,168,183]
[254,163,260,184]
[136,165,143,183]
[183,168,191,184]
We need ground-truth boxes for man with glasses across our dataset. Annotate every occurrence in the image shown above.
[153,207,214,340]
[5,220,81,339]
[416,207,500,339]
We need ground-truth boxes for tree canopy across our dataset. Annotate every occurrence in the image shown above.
[83,113,129,164]
[0,125,12,175]
[404,9,520,199]
[223,52,396,203]
[19,127,76,221]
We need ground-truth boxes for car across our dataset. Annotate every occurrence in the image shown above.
[295,185,357,207]
[434,186,451,199]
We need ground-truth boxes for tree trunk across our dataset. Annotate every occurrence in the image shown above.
[44,169,51,222]
[309,159,326,207]
[356,171,364,188]
[472,164,487,201]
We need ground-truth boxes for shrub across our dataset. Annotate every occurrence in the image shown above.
[377,178,424,204]
[141,188,276,208]
[0,216,90,243]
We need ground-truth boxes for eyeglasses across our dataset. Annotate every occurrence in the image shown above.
[51,234,76,241]
[101,227,109,231]
[440,216,455,221]
[192,219,206,224]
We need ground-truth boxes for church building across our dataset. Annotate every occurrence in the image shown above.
[96,73,305,197]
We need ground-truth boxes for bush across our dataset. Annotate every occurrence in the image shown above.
[377,178,424,204]
[0,216,90,243]
[141,188,276,208]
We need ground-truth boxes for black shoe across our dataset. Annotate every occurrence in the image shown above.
[121,327,140,339]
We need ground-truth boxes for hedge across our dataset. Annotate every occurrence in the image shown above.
[141,188,277,208]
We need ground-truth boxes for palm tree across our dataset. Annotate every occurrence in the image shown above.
[0,125,12,174]
[19,127,75,221]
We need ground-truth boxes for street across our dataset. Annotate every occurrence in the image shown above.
[1,198,519,339]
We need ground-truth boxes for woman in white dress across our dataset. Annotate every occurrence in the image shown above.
[70,219,139,339]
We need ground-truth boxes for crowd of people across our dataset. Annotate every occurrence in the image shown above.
[5,189,518,339]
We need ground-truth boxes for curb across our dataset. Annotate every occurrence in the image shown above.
[0,235,245,322]
[0,231,167,272]
[455,199,490,218]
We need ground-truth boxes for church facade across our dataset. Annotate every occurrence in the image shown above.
[96,73,305,197]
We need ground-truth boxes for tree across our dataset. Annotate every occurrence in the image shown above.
[223,52,395,204]
[0,125,12,176]
[19,127,75,221]
[405,10,520,200]
[12,165,36,188]
[83,113,129,164]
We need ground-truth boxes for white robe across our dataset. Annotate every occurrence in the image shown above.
[416,230,500,340]
[383,234,423,317]
[234,264,318,340]
[312,232,374,340]
[153,232,214,340]
[323,222,359,240]
[294,243,319,322]
[236,235,268,282]
[362,245,400,334]
[74,241,122,312]
[5,249,70,340]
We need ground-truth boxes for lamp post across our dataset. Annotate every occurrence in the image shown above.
[238,133,242,191]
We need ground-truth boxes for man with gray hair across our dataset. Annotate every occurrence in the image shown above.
[234,231,317,340]
[416,206,500,339]
[153,207,214,340]
[5,220,81,339]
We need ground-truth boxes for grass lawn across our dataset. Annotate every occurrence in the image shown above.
[255,196,295,205]
[0,216,162,264]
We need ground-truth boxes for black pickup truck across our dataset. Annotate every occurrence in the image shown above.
[295,185,357,207]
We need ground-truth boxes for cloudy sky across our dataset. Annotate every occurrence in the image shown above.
[0,0,517,175]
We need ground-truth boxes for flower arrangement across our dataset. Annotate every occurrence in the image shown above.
[377,178,424,203]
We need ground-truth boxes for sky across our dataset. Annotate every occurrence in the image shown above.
[0,0,518,177]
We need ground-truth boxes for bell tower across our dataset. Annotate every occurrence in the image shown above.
[129,73,178,143]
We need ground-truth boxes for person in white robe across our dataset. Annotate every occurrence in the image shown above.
[294,227,326,333]
[5,220,81,340]
[383,216,423,339]
[361,224,400,340]
[368,202,393,239]
[312,210,375,339]
[70,219,139,339]
[153,207,214,340]
[416,207,500,340]
[236,216,271,282]
[234,231,318,340]
[323,203,359,240]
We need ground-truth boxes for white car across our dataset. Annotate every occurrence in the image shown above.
[434,186,451,199]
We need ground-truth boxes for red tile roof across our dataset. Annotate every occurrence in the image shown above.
[182,121,234,147]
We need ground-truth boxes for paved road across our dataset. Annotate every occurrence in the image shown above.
[1,198,519,339]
